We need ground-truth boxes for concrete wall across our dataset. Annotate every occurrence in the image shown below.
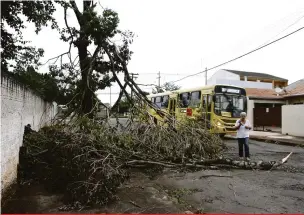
[247,98,255,127]
[282,104,304,137]
[1,74,57,193]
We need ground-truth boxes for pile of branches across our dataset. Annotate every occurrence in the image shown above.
[20,116,292,207]
[19,117,224,206]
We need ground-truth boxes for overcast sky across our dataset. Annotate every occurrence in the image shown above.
[22,0,304,105]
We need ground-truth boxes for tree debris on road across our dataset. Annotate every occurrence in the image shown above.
[18,117,293,208]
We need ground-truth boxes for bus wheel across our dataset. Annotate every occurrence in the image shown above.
[219,133,226,139]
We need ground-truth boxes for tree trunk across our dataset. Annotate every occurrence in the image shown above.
[77,40,94,117]
[70,0,95,118]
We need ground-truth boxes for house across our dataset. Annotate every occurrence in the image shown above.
[284,79,304,105]
[245,88,285,130]
[281,79,304,137]
[245,79,304,136]
[96,103,111,119]
[207,69,288,89]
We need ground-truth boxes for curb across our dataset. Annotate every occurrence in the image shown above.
[225,135,304,148]
[249,136,304,148]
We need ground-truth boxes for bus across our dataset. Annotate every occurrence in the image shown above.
[147,84,247,137]
[146,91,173,125]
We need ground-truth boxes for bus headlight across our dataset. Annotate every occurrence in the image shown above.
[217,122,222,126]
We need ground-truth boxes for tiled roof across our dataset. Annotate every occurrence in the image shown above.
[223,69,288,81]
[246,79,304,99]
[245,88,283,99]
[284,79,304,97]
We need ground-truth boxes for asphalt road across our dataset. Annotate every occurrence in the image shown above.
[155,138,304,213]
[102,118,304,213]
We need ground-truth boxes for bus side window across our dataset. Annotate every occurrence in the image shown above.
[207,95,212,112]
[155,96,162,108]
[180,93,190,108]
[151,97,155,103]
[190,91,201,107]
[162,95,169,108]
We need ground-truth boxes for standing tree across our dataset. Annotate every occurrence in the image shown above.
[49,1,138,118]
[2,0,160,119]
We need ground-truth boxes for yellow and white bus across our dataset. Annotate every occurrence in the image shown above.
[147,84,247,137]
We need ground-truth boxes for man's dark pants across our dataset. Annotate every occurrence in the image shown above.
[237,137,250,158]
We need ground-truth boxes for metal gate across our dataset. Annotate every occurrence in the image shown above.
[253,106,282,128]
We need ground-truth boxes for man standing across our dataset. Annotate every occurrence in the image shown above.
[234,112,252,161]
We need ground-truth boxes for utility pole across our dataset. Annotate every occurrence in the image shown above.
[157,71,161,92]
[157,71,161,88]
[130,73,139,99]
[201,59,208,86]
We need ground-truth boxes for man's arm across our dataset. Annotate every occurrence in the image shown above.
[245,120,252,130]
[233,120,242,130]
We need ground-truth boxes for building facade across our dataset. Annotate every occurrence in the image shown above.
[207,69,288,89]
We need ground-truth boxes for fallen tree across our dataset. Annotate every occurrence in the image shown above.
[19,117,292,208]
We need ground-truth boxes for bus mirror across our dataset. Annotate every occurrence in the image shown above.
[212,95,216,102]
[244,98,248,111]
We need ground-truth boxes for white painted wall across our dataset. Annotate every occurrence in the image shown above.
[282,104,304,137]
[207,69,240,85]
[246,98,255,127]
[207,69,273,89]
[214,79,273,89]
[1,75,57,193]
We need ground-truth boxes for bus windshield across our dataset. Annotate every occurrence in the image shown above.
[214,94,246,117]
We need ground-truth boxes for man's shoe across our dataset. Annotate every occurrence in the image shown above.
[246,157,250,161]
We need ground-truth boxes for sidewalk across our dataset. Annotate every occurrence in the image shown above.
[226,131,304,147]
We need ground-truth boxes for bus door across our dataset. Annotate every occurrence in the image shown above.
[202,94,212,129]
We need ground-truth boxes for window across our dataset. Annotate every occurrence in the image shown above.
[161,95,169,108]
[214,94,246,117]
[179,93,190,108]
[155,96,162,108]
[190,91,201,107]
[151,97,155,103]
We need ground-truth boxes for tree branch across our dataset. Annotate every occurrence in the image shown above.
[70,1,82,26]
[64,6,74,66]
[102,43,133,103]
[111,82,128,112]
[41,52,69,66]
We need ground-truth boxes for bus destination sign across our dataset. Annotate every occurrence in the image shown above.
[221,88,240,94]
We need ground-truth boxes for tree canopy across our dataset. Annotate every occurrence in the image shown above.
[1,0,155,118]
[1,0,57,72]
[152,82,181,94]
[47,1,136,117]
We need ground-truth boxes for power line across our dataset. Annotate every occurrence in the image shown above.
[97,92,121,94]
[169,26,304,84]
[115,73,190,76]
[260,13,304,47]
